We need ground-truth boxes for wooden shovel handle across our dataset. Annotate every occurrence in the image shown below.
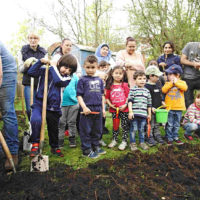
[30,77,34,106]
[40,64,49,148]
[0,131,12,159]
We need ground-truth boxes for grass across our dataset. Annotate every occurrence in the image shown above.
[1,97,200,171]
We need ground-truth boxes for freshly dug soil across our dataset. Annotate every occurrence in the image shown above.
[0,144,200,200]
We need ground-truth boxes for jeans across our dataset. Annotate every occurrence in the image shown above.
[165,110,182,141]
[130,117,146,143]
[24,85,36,121]
[183,78,200,108]
[0,72,19,154]
[184,123,200,136]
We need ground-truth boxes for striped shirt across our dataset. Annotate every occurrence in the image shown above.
[183,103,200,125]
[128,86,152,118]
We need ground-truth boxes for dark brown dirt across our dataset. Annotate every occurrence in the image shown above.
[0,143,200,200]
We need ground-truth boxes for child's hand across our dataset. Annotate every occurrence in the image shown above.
[119,104,127,111]
[83,107,91,115]
[110,104,116,110]
[173,77,178,83]
[40,58,50,65]
[128,112,134,120]
[152,107,155,113]
[162,101,166,106]
[102,109,106,118]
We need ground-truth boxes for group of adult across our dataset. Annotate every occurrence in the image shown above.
[0,34,200,170]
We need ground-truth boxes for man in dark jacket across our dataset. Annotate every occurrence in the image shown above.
[19,33,46,120]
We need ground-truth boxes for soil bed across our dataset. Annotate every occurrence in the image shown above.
[0,144,200,200]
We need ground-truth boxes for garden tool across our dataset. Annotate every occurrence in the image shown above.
[113,107,120,131]
[80,111,100,115]
[0,131,16,173]
[147,118,151,138]
[23,78,34,152]
[31,62,49,172]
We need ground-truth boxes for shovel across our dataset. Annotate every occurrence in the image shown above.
[147,118,151,138]
[113,107,120,131]
[23,78,34,152]
[30,63,49,172]
[0,131,16,173]
[80,111,100,115]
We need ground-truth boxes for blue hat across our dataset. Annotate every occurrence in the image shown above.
[165,64,183,74]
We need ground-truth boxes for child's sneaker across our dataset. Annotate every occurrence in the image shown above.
[83,151,99,159]
[69,137,76,148]
[130,143,138,151]
[58,139,64,148]
[139,143,149,150]
[99,139,107,147]
[184,134,193,141]
[30,143,39,157]
[108,139,117,148]
[146,137,157,146]
[167,140,173,146]
[174,139,184,145]
[118,141,127,150]
[95,147,106,155]
[156,135,165,144]
[51,148,64,157]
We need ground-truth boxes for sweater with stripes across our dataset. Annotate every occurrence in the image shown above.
[183,103,200,125]
[128,86,152,118]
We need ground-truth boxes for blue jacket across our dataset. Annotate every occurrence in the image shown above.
[95,43,112,63]
[62,74,79,106]
[27,60,71,112]
[157,54,181,72]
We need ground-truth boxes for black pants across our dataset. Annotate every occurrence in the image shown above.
[46,110,61,148]
[183,78,200,108]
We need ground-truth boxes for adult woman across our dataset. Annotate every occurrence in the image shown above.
[116,37,145,87]
[95,43,115,66]
[157,41,180,72]
[52,38,82,77]
[19,33,46,121]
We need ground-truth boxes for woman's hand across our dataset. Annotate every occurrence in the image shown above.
[40,58,50,65]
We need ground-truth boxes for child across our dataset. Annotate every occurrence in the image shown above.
[58,69,79,148]
[98,60,110,73]
[145,65,165,146]
[128,70,151,151]
[27,54,77,157]
[162,64,188,146]
[105,65,130,150]
[77,55,106,159]
[183,92,200,140]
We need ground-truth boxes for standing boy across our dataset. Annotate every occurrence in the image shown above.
[162,64,188,145]
[77,55,106,158]
[128,70,152,151]
[145,65,165,146]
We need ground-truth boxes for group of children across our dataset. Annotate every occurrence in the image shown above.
[26,53,200,159]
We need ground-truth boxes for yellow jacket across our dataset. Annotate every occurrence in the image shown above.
[162,80,188,110]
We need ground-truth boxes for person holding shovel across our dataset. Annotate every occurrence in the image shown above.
[0,41,19,170]
[19,33,46,121]
[77,55,106,159]
[27,54,77,157]
[105,65,130,150]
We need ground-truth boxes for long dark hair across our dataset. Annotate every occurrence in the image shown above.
[57,54,77,75]
[105,65,127,89]
[163,41,175,53]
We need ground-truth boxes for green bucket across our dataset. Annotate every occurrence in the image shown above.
[155,108,169,123]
